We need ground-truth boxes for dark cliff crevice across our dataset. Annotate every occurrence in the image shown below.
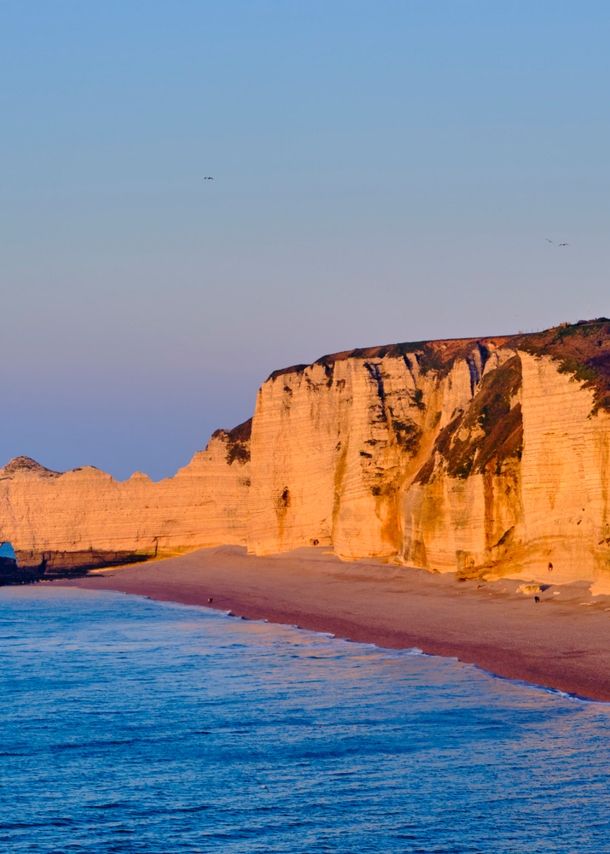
[415,355,523,484]
[364,362,386,406]
[465,342,490,396]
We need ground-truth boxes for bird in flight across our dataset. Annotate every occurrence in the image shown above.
[545,239,569,246]
[559,243,569,246]
[204,176,214,180]
[545,238,554,243]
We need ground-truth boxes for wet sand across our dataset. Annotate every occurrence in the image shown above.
[57,545,610,702]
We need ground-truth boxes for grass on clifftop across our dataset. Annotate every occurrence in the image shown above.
[516,319,610,414]
[212,418,252,466]
[267,320,610,418]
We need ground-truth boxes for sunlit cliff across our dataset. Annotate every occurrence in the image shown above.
[2,320,610,589]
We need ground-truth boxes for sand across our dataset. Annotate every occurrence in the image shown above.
[56,545,610,702]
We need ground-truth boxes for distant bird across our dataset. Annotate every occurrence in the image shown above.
[204,176,214,180]
[559,243,569,246]
[545,238,554,243]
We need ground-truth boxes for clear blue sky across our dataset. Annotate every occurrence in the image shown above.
[1,1,608,479]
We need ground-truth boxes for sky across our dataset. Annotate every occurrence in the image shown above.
[1,0,609,480]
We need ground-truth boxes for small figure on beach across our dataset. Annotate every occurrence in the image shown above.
[208,597,213,603]
[548,562,553,573]
[534,596,540,603]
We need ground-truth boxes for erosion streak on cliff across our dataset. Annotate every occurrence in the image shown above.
[2,320,610,588]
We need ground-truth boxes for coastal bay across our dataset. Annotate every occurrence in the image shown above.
[58,545,610,703]
[5,584,609,852]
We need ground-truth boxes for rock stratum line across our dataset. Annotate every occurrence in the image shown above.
[3,319,610,590]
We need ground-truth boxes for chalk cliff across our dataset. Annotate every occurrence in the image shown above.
[0,422,251,570]
[3,320,610,589]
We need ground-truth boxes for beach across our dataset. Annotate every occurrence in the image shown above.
[58,545,610,702]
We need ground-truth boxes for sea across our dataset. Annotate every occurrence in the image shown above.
[1,587,609,853]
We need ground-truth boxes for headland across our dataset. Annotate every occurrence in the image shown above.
[4,319,610,592]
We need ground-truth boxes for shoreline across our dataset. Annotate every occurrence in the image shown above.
[56,544,610,703]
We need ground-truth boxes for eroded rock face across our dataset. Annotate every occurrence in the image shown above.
[248,321,610,591]
[0,423,251,570]
[3,320,610,588]
[248,338,508,560]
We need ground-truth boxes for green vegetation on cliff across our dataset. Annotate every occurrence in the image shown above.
[417,356,523,483]
[516,319,610,414]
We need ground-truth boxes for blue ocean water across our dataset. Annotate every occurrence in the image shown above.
[1,587,609,853]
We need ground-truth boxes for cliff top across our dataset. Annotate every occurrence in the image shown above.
[0,457,61,479]
[270,336,513,382]
[211,418,252,466]
[0,457,109,481]
[515,319,610,413]
[268,320,610,411]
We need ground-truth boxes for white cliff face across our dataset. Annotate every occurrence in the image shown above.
[248,339,511,562]
[3,322,610,587]
[246,330,610,590]
[518,353,610,591]
[400,353,524,576]
[0,428,250,567]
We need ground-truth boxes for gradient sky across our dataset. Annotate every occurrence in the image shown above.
[1,1,609,479]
